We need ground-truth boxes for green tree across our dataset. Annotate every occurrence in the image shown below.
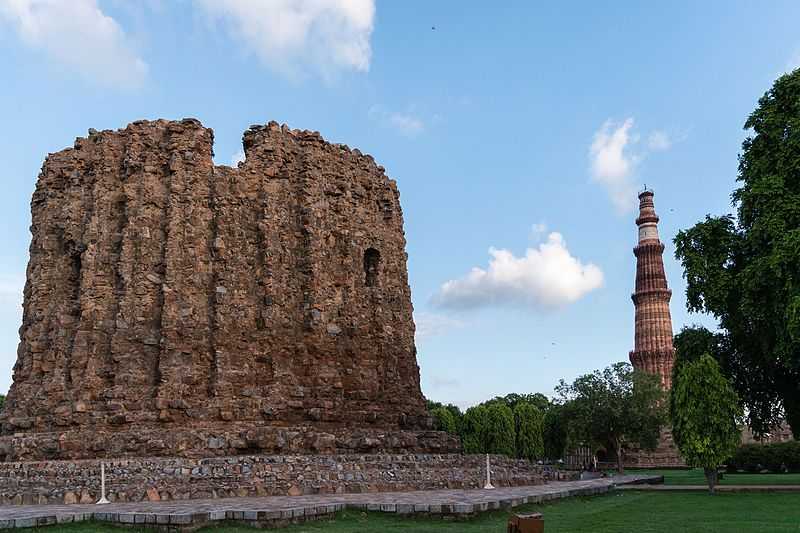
[484,402,516,456]
[674,68,800,437]
[462,405,489,454]
[543,403,569,461]
[556,362,666,473]
[425,399,464,435]
[514,401,544,461]
[430,406,458,434]
[0,394,4,411]
[490,393,551,413]
[671,354,742,493]
[669,326,728,424]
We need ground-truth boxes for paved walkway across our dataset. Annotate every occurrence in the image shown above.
[0,475,660,529]
[618,483,800,492]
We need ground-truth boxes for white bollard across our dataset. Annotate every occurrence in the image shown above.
[96,462,110,504]
[483,453,495,490]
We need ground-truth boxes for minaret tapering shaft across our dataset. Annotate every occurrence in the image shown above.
[629,190,675,388]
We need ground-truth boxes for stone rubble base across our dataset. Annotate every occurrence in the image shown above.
[0,453,543,507]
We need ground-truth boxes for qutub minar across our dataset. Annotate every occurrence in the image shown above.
[629,189,675,389]
[626,189,682,467]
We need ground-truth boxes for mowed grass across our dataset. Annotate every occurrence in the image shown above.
[627,467,800,485]
[37,491,800,533]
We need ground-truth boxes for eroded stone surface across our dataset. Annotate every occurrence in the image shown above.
[0,454,545,506]
[0,119,453,460]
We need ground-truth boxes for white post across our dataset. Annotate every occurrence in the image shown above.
[96,462,110,504]
[483,453,495,490]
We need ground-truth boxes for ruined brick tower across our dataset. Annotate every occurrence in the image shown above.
[0,119,457,461]
[629,189,675,389]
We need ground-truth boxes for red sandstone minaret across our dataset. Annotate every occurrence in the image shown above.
[629,189,675,389]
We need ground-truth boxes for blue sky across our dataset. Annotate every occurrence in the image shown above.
[1,1,798,408]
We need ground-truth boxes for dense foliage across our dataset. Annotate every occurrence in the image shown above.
[514,402,545,461]
[543,403,569,460]
[488,393,550,413]
[556,362,666,473]
[673,68,800,438]
[484,402,516,456]
[0,394,4,411]
[671,354,742,493]
[727,441,800,473]
[462,404,489,454]
[427,393,549,460]
[430,406,458,434]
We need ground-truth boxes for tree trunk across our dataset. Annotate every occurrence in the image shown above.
[615,440,625,474]
[704,467,718,494]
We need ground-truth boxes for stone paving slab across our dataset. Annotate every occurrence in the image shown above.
[0,475,661,529]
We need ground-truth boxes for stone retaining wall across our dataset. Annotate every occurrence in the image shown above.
[0,454,544,506]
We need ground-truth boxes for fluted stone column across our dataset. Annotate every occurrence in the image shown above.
[629,190,675,389]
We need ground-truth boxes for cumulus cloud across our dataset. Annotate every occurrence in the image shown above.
[432,232,603,311]
[647,130,672,151]
[589,118,640,213]
[589,119,680,213]
[196,0,375,79]
[0,0,147,87]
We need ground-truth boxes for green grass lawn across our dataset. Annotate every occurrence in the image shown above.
[625,468,800,485]
[36,491,800,533]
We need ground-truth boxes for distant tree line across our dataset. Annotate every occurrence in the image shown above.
[427,362,667,474]
[426,383,641,466]
[427,393,558,462]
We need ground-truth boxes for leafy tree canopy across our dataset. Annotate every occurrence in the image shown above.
[484,402,516,456]
[462,405,489,454]
[514,401,545,461]
[671,354,742,493]
[674,68,800,437]
[556,362,666,473]
[543,402,569,461]
[430,406,458,435]
[488,393,551,413]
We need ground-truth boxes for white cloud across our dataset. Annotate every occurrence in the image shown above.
[647,130,672,151]
[369,105,425,137]
[415,312,464,343]
[432,232,603,311]
[589,118,640,214]
[0,0,147,87]
[530,222,547,239]
[230,149,245,167]
[388,112,424,136]
[196,0,375,79]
